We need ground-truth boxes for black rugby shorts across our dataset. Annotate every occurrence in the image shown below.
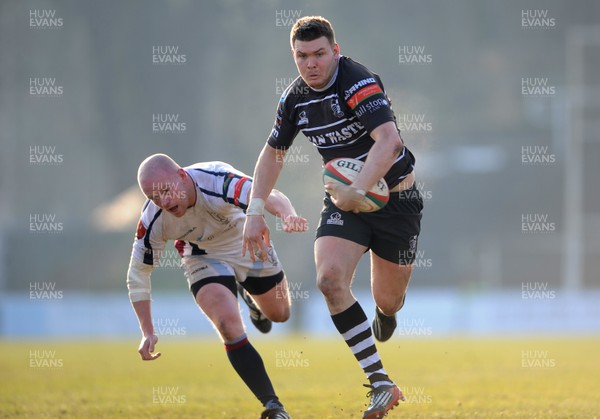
[316,184,423,264]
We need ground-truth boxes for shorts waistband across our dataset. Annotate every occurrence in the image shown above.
[389,171,415,193]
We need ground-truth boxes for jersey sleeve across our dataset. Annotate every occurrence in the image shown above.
[126,257,153,302]
[194,162,254,210]
[126,202,166,302]
[219,167,253,210]
[267,90,300,150]
[130,202,166,267]
[341,62,397,134]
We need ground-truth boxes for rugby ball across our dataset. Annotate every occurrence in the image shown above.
[323,157,389,212]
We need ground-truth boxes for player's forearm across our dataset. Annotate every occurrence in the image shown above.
[265,189,296,218]
[132,300,155,337]
[250,145,284,201]
[352,123,403,191]
[247,145,284,216]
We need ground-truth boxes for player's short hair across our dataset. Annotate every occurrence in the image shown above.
[290,16,336,49]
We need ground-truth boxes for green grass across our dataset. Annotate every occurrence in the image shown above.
[1,337,599,418]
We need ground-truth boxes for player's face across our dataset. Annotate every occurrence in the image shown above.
[292,37,340,90]
[141,170,190,218]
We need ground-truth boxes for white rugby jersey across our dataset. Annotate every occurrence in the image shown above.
[130,161,253,266]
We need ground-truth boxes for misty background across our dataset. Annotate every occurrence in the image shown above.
[1,0,599,338]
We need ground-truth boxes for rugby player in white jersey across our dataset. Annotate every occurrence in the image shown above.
[127,154,306,419]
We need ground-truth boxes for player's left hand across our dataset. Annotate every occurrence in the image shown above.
[280,214,309,233]
[138,334,161,361]
[325,182,364,213]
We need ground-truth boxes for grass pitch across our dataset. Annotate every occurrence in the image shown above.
[1,337,599,418]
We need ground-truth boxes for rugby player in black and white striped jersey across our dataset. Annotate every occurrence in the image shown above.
[243,16,424,419]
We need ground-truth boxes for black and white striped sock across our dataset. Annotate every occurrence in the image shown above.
[331,301,394,388]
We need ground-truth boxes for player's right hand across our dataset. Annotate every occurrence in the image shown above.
[138,334,161,361]
[242,215,271,262]
[325,182,364,213]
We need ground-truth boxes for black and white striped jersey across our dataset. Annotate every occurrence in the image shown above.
[130,161,253,266]
[267,56,415,189]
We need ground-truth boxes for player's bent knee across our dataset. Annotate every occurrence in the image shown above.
[260,299,290,323]
[270,308,291,323]
[375,292,406,316]
[317,272,347,300]
[217,324,245,342]
[378,304,399,317]
[212,313,244,341]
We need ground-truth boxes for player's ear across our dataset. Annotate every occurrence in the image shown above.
[333,42,340,58]
[177,168,187,182]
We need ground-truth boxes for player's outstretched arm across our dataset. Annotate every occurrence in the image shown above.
[243,144,285,260]
[265,189,308,233]
[132,300,161,361]
[127,258,161,361]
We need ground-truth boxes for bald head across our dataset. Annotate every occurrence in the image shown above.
[137,153,180,189]
[137,154,194,217]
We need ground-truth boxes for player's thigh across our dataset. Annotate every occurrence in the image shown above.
[369,185,423,314]
[371,252,413,315]
[243,271,290,322]
[315,193,370,287]
[195,281,244,341]
[314,236,367,287]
